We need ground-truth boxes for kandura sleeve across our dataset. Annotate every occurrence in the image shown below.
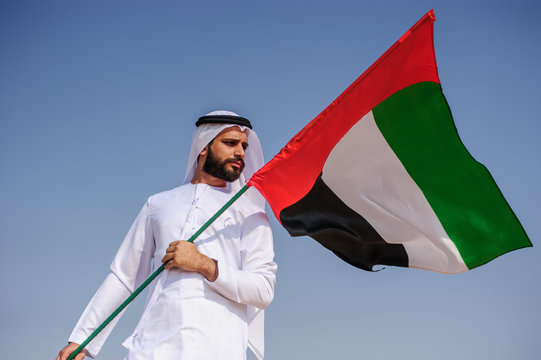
[206,211,277,309]
[68,200,155,358]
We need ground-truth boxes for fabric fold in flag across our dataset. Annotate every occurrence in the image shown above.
[248,10,531,273]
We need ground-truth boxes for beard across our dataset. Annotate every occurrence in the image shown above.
[203,145,245,182]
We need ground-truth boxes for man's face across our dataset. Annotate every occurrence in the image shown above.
[202,127,249,182]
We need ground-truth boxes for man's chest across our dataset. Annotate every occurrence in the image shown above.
[149,186,244,264]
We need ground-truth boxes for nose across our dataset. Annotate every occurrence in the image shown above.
[234,145,245,159]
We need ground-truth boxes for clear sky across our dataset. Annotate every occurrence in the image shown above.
[1,1,540,359]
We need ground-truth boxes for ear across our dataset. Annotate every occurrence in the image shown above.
[199,145,209,157]
[197,145,209,165]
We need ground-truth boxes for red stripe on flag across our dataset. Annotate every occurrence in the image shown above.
[249,10,440,223]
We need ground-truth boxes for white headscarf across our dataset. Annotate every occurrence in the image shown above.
[183,110,266,209]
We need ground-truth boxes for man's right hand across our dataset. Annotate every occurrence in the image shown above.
[56,342,86,360]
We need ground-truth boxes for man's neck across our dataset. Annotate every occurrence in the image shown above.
[191,169,227,188]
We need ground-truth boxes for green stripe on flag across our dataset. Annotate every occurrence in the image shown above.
[373,81,531,269]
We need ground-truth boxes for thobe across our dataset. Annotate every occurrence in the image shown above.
[68,182,277,359]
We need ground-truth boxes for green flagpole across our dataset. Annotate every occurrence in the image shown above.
[67,184,250,360]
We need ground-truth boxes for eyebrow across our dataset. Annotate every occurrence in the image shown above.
[223,137,248,144]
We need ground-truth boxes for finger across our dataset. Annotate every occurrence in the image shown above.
[75,351,86,360]
[57,350,66,360]
[169,240,179,247]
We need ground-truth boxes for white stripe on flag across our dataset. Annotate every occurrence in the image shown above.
[322,111,468,273]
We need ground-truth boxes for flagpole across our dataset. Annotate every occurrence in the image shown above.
[67,184,250,360]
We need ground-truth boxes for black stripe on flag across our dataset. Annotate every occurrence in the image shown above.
[280,174,409,271]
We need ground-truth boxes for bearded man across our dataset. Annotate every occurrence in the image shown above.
[57,111,277,360]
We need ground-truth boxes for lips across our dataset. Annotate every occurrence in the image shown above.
[226,158,245,170]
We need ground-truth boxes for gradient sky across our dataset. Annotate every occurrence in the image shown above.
[1,1,540,359]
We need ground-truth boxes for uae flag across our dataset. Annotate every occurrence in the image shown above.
[248,10,531,273]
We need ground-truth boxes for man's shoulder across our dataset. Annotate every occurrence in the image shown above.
[231,190,269,220]
[146,184,190,204]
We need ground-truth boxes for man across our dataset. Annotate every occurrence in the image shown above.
[57,111,277,360]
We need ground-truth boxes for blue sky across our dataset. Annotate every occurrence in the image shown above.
[1,1,540,359]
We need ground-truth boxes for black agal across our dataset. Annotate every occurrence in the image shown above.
[196,114,252,129]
